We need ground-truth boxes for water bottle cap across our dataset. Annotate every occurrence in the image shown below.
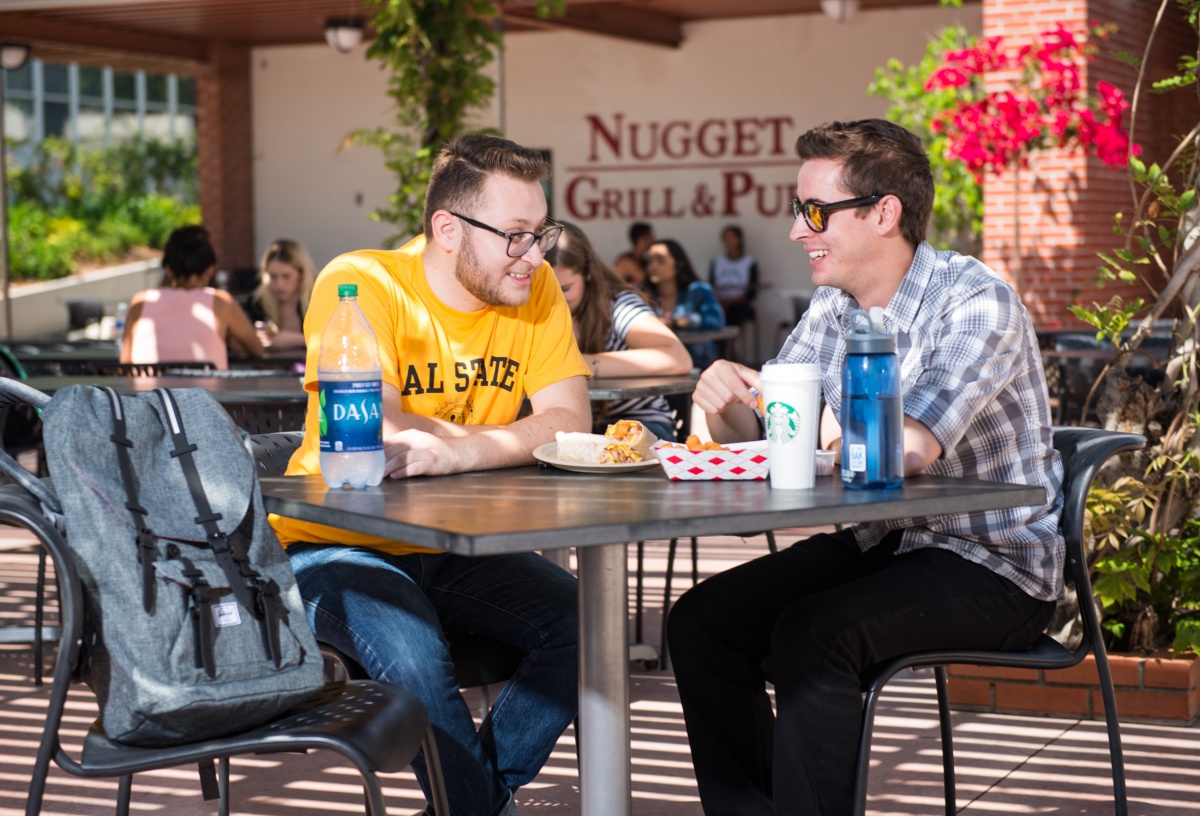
[845,308,895,354]
[338,283,358,298]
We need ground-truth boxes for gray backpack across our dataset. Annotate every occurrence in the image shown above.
[0,381,325,746]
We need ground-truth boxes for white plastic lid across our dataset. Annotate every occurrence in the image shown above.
[759,361,822,381]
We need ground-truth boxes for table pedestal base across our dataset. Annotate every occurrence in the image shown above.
[577,542,632,816]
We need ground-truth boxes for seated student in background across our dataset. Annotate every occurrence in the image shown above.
[709,224,759,325]
[612,221,654,288]
[121,225,263,370]
[244,238,317,351]
[547,221,693,442]
[644,238,726,370]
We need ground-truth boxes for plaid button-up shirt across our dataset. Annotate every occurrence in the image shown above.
[778,242,1064,601]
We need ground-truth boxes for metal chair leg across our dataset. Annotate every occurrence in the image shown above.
[852,682,885,816]
[34,547,46,685]
[116,775,133,816]
[660,538,679,671]
[635,541,645,646]
[218,756,231,816]
[1092,648,1130,815]
[934,667,956,815]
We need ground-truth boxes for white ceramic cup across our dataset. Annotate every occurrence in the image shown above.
[760,362,822,490]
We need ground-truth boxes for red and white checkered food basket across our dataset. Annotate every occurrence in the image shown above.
[652,440,770,481]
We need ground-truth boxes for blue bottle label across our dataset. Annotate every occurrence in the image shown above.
[847,443,867,473]
[318,379,383,452]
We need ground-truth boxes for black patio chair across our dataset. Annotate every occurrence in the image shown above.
[3,479,450,816]
[850,426,1145,816]
[0,347,56,685]
[94,361,217,376]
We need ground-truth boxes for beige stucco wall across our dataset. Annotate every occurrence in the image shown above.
[251,4,980,354]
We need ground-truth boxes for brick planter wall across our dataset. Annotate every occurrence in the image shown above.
[947,653,1200,725]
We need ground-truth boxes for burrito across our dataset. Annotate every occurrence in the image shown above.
[555,431,643,464]
[604,419,659,458]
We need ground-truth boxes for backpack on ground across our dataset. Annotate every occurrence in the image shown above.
[0,380,325,747]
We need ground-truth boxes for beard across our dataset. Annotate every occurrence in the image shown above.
[453,236,532,308]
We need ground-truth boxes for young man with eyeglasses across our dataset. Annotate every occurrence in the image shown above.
[271,134,591,816]
[669,119,1063,815]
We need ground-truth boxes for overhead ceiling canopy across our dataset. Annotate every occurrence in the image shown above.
[0,0,934,74]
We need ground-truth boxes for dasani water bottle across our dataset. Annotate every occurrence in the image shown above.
[318,283,385,488]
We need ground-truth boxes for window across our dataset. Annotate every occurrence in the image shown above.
[1,59,197,149]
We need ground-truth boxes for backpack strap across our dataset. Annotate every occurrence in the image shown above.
[178,554,219,679]
[103,387,158,614]
[155,389,283,666]
[153,389,259,612]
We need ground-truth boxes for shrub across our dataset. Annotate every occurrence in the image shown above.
[5,135,199,281]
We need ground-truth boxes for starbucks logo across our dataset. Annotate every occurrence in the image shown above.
[766,401,798,443]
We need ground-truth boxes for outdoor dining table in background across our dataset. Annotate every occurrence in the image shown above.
[22,373,309,433]
[8,342,307,375]
[21,372,697,405]
[259,465,1045,816]
[17,372,700,438]
[675,325,739,362]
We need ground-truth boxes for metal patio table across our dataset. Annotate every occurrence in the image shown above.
[259,467,1044,816]
[22,373,695,403]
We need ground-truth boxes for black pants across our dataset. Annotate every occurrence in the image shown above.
[667,529,1054,816]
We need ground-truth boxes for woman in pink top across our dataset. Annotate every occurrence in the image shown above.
[121,225,264,370]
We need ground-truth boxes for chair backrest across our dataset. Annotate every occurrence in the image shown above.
[95,361,216,377]
[250,431,305,476]
[1051,426,1146,642]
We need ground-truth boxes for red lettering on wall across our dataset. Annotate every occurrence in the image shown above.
[583,113,796,162]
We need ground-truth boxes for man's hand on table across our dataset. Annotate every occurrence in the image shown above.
[693,360,763,444]
[383,429,463,478]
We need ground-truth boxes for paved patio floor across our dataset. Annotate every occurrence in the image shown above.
[1,530,1197,815]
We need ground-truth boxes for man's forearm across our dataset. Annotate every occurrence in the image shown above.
[706,403,761,444]
[448,404,591,471]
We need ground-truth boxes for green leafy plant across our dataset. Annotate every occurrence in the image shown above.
[4,135,199,281]
[1067,0,1200,658]
[868,24,984,254]
[346,0,564,245]
[1090,476,1200,656]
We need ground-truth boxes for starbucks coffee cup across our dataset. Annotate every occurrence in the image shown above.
[760,362,822,490]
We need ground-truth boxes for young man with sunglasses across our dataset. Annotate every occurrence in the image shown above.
[670,118,1062,815]
[271,134,591,816]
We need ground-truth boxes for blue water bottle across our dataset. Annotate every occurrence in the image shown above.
[841,307,903,490]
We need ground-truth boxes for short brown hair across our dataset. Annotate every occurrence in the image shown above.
[423,134,551,237]
[794,119,933,248]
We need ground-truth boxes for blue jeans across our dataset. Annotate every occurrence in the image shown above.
[288,544,579,816]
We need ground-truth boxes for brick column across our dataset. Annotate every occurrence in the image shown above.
[979,0,1196,330]
[195,41,254,272]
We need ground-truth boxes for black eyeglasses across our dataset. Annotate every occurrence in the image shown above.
[451,213,564,258]
[790,195,884,232]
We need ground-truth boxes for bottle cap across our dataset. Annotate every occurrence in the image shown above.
[846,308,895,354]
[338,283,358,298]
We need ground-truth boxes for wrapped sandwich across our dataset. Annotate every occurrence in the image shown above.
[604,419,658,458]
[556,431,643,464]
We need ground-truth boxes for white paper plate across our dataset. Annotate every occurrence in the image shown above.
[532,442,661,474]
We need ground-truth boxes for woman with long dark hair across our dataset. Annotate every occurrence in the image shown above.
[546,222,692,441]
[644,238,726,370]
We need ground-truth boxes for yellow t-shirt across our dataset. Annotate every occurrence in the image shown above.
[270,235,589,553]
